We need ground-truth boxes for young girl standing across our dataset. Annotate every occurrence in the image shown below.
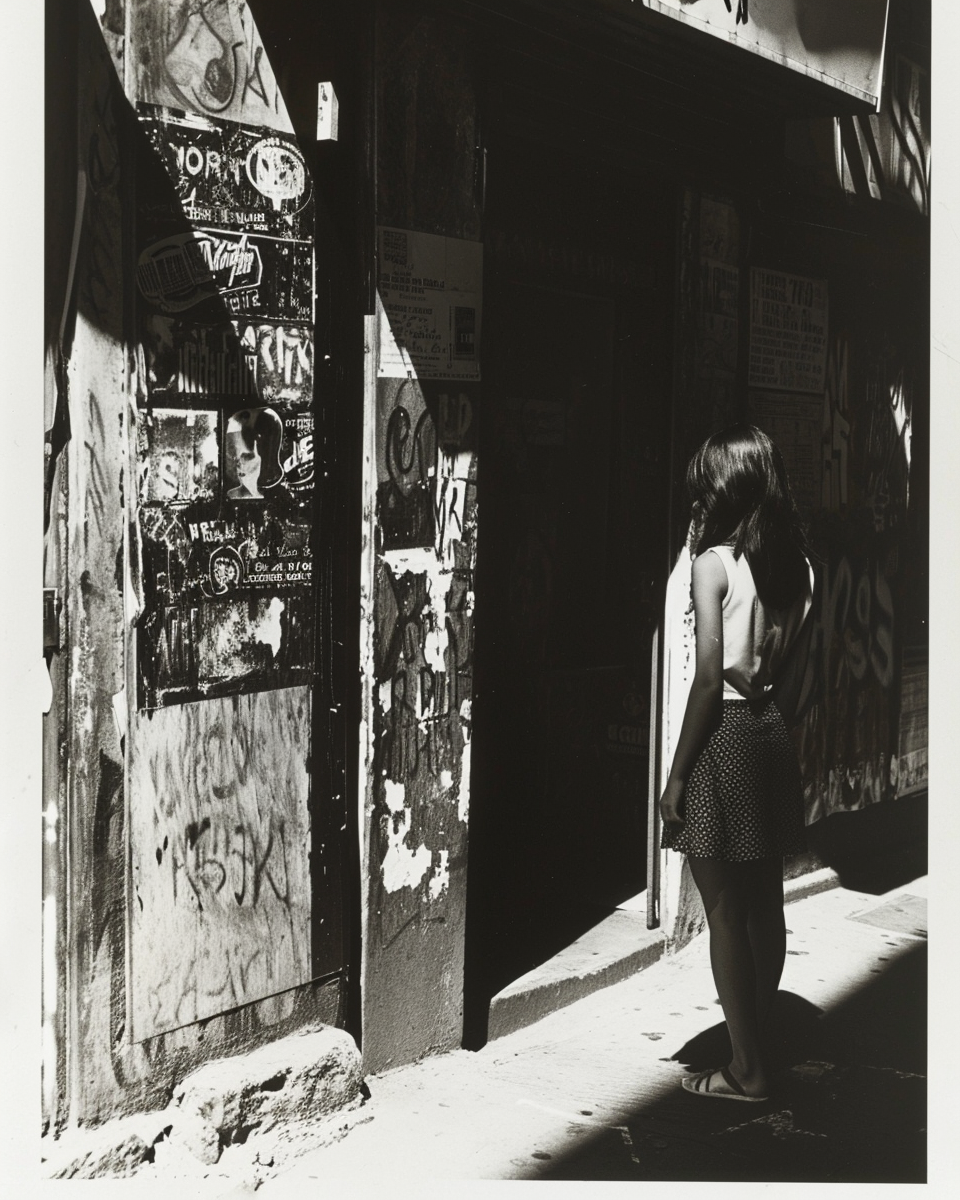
[660,424,814,1103]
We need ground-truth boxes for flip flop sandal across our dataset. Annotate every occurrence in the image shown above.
[682,1066,768,1103]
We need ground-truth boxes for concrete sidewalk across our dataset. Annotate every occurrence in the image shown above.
[256,875,926,1186]
[247,874,926,1188]
[53,874,927,1189]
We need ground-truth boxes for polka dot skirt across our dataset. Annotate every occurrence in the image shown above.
[661,697,806,861]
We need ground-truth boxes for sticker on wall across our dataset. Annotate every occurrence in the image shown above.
[237,322,314,406]
[207,543,245,595]
[138,229,312,321]
[246,137,307,212]
[137,233,218,313]
[223,406,285,499]
[138,105,313,236]
[136,499,314,708]
[281,413,315,491]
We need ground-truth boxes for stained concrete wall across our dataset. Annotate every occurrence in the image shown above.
[357,0,482,1072]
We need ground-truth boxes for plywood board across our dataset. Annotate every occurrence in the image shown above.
[129,686,312,1039]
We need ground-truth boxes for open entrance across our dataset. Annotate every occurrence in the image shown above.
[465,132,675,1044]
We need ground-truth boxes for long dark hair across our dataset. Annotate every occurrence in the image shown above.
[687,423,811,610]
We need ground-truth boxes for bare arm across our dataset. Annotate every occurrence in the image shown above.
[660,549,727,829]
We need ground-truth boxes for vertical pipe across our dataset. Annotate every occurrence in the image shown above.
[646,625,662,930]
[41,630,64,1131]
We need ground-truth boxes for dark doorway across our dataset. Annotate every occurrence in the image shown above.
[465,134,675,1045]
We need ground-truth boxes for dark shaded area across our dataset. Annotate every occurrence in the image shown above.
[462,897,618,1050]
[463,126,675,1050]
[806,790,928,894]
[533,940,926,1182]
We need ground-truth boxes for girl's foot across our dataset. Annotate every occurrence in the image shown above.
[682,1065,769,1102]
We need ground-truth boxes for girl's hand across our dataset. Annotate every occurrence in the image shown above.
[660,778,686,829]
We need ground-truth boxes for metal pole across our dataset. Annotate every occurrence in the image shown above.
[646,624,662,930]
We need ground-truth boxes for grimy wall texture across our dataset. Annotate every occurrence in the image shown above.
[358,1,483,1072]
[44,0,340,1130]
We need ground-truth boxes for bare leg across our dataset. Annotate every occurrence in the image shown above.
[688,856,777,1097]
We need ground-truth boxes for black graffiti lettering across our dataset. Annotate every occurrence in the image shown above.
[243,43,270,107]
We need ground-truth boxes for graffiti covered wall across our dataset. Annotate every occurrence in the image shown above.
[125,0,319,1040]
[130,689,312,1037]
[43,0,339,1128]
[774,329,923,821]
[358,0,482,1071]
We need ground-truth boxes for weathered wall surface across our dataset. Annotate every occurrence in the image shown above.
[44,0,341,1131]
[790,313,926,821]
[130,690,313,1038]
[358,0,481,1070]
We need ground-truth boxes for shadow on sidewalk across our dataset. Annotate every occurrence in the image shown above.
[805,791,928,895]
[529,938,927,1182]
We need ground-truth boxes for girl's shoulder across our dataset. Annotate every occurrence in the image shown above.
[692,546,730,599]
[698,543,737,582]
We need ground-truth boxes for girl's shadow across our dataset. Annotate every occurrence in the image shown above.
[674,940,926,1077]
[672,990,826,1075]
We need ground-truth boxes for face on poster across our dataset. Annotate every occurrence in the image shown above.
[221,406,314,500]
[223,406,285,499]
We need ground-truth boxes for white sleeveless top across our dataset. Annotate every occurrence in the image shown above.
[706,544,814,701]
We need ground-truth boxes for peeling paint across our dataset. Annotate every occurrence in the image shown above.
[422,615,447,675]
[256,597,286,657]
[381,781,432,893]
[382,549,453,613]
[457,700,472,825]
[110,688,127,743]
[428,849,450,900]
[382,549,456,689]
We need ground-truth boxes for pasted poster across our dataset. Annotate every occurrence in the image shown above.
[137,107,313,323]
[748,269,828,394]
[135,104,316,709]
[138,104,313,236]
[136,227,312,322]
[698,258,739,377]
[747,391,823,515]
[377,227,482,381]
[129,0,294,133]
[136,404,315,709]
[143,317,314,408]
